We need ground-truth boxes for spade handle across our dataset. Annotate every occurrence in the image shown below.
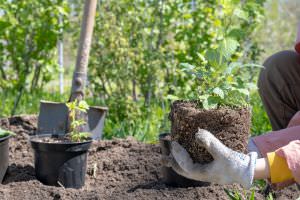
[70,0,97,101]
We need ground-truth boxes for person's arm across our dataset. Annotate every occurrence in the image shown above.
[253,156,294,191]
[253,155,293,184]
[252,125,300,158]
[251,114,300,185]
[254,158,270,180]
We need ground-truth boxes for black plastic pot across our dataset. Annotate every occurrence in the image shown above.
[30,134,92,189]
[159,133,209,187]
[0,135,10,183]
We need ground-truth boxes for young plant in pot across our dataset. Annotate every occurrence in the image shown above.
[161,37,262,187]
[30,100,92,189]
[0,128,15,183]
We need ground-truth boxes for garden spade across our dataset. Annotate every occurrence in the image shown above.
[37,0,108,139]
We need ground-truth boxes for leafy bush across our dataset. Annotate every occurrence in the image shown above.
[178,38,263,109]
[85,0,265,104]
[0,0,69,115]
[0,90,67,118]
[0,0,267,142]
[98,97,170,143]
[250,92,272,135]
[84,0,265,139]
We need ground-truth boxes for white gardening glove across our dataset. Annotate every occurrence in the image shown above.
[162,129,257,189]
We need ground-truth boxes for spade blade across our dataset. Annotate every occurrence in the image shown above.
[37,100,108,140]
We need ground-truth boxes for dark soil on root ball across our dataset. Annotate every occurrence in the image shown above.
[169,100,251,164]
[0,115,299,200]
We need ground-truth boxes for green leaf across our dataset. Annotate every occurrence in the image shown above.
[224,189,238,200]
[202,99,209,110]
[71,119,86,127]
[196,53,208,64]
[219,38,239,60]
[205,49,224,67]
[166,94,179,100]
[233,8,248,21]
[240,63,264,69]
[266,193,274,200]
[78,132,91,140]
[66,100,77,110]
[245,83,257,90]
[228,28,246,40]
[77,100,89,112]
[213,87,224,99]
[235,88,249,96]
[207,96,219,109]
[0,128,15,138]
[226,62,264,74]
[70,132,91,142]
[199,95,209,109]
[180,63,195,71]
[249,190,255,200]
[0,20,11,32]
[226,62,242,74]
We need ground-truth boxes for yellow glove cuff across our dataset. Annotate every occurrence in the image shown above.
[267,152,293,183]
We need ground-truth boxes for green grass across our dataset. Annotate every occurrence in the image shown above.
[98,98,170,143]
[250,92,272,136]
[0,89,271,143]
[0,90,170,143]
[0,90,68,117]
[224,188,255,200]
[224,180,275,200]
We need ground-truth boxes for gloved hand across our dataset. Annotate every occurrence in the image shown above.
[162,129,257,189]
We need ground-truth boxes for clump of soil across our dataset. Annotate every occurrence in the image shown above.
[0,115,299,200]
[169,100,251,164]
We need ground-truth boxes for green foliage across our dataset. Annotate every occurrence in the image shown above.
[255,0,300,61]
[66,100,91,142]
[0,90,169,143]
[0,128,15,138]
[250,92,272,135]
[226,180,276,200]
[0,0,69,115]
[0,0,267,142]
[90,96,170,143]
[224,189,255,200]
[171,0,265,101]
[0,90,68,118]
[253,179,267,190]
[179,37,263,109]
[85,0,265,104]
[69,132,91,143]
[266,193,274,200]
[78,0,265,139]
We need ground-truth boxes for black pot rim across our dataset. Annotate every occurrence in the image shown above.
[0,135,11,142]
[159,132,170,140]
[30,134,92,145]
[30,134,92,152]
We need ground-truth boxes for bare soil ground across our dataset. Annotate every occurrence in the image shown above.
[0,115,299,200]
